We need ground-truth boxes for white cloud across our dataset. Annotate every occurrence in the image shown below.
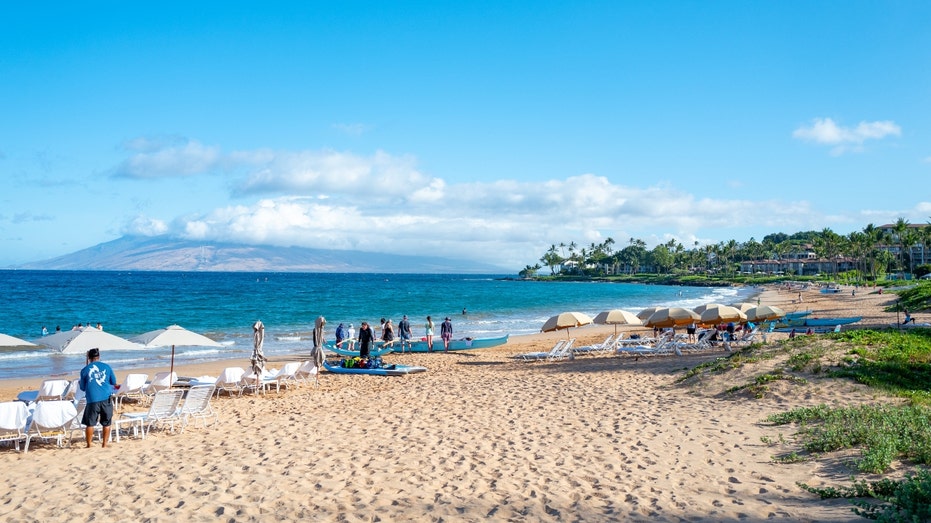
[114,138,222,178]
[332,123,373,136]
[122,215,168,236]
[793,117,901,155]
[134,173,827,268]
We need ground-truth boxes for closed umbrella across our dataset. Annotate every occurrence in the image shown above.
[311,316,326,367]
[746,305,786,322]
[593,309,641,335]
[699,304,747,325]
[38,327,142,354]
[251,321,267,382]
[132,325,221,385]
[542,311,593,339]
[0,333,37,348]
[644,307,700,328]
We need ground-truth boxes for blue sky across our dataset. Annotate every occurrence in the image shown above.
[1,2,929,269]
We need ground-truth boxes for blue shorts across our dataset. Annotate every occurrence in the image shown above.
[400,332,411,340]
[82,399,113,427]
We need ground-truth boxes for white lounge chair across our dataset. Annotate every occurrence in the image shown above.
[0,401,30,451]
[214,367,246,397]
[515,339,575,361]
[295,360,319,388]
[265,362,301,393]
[179,385,218,432]
[574,334,617,356]
[143,371,178,396]
[121,389,184,437]
[24,400,79,452]
[114,373,149,407]
[16,379,72,404]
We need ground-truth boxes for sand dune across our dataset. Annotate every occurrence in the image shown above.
[0,283,903,521]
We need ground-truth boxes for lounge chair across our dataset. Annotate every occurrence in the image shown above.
[515,338,575,361]
[120,389,184,437]
[574,334,618,356]
[24,400,79,452]
[143,371,178,396]
[295,360,319,388]
[114,373,149,407]
[179,384,218,432]
[0,401,30,451]
[265,362,301,393]
[16,379,72,404]
[214,367,246,397]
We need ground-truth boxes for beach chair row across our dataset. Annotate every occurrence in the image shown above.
[0,384,219,453]
[210,360,319,396]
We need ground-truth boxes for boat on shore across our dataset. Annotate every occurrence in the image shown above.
[784,310,813,320]
[323,360,427,376]
[394,334,509,353]
[325,343,395,358]
[783,316,861,327]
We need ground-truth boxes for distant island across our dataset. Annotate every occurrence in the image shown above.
[13,235,508,274]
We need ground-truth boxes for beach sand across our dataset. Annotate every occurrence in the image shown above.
[0,284,905,521]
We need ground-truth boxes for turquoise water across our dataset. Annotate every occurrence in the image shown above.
[0,271,750,380]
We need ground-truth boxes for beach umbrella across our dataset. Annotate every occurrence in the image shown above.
[311,316,326,367]
[593,309,642,335]
[692,303,725,315]
[732,302,756,314]
[636,307,663,321]
[132,325,221,384]
[542,311,593,339]
[0,333,37,348]
[699,304,747,325]
[37,326,142,355]
[746,305,786,322]
[644,307,701,328]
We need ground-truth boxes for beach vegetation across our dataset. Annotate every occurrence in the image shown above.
[798,470,931,522]
[725,370,807,398]
[765,403,931,473]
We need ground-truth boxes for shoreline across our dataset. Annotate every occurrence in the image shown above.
[0,282,908,521]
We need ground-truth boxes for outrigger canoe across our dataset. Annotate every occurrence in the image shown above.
[784,316,861,327]
[325,343,395,358]
[323,361,427,376]
[399,334,509,352]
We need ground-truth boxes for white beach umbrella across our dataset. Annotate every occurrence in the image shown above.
[37,327,142,354]
[542,311,593,339]
[0,333,37,348]
[132,324,221,383]
[593,309,642,335]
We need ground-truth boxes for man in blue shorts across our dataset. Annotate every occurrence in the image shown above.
[79,348,117,448]
[397,315,413,353]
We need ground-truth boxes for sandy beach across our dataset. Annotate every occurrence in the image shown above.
[0,284,905,522]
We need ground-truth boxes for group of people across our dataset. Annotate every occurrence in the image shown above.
[331,315,456,358]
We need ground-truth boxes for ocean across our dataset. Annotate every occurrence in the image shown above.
[0,270,751,380]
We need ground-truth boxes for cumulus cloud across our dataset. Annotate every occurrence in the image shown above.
[128,173,822,268]
[122,215,168,236]
[793,117,901,155]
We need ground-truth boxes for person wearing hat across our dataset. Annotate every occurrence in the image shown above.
[79,348,117,448]
[440,317,453,352]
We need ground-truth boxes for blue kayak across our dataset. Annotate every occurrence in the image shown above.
[323,361,427,376]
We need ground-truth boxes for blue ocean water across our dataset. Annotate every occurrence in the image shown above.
[0,270,751,380]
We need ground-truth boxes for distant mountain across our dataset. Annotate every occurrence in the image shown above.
[16,236,508,274]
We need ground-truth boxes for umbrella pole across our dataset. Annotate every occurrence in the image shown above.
[169,345,175,389]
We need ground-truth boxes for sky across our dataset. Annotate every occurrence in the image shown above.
[2,1,930,270]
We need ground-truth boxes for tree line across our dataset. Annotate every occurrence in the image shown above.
[519,218,931,281]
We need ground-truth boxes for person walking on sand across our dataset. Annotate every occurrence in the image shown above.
[347,323,356,351]
[440,316,453,352]
[357,321,375,359]
[381,319,395,349]
[79,348,117,448]
[398,315,412,353]
[425,316,435,352]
